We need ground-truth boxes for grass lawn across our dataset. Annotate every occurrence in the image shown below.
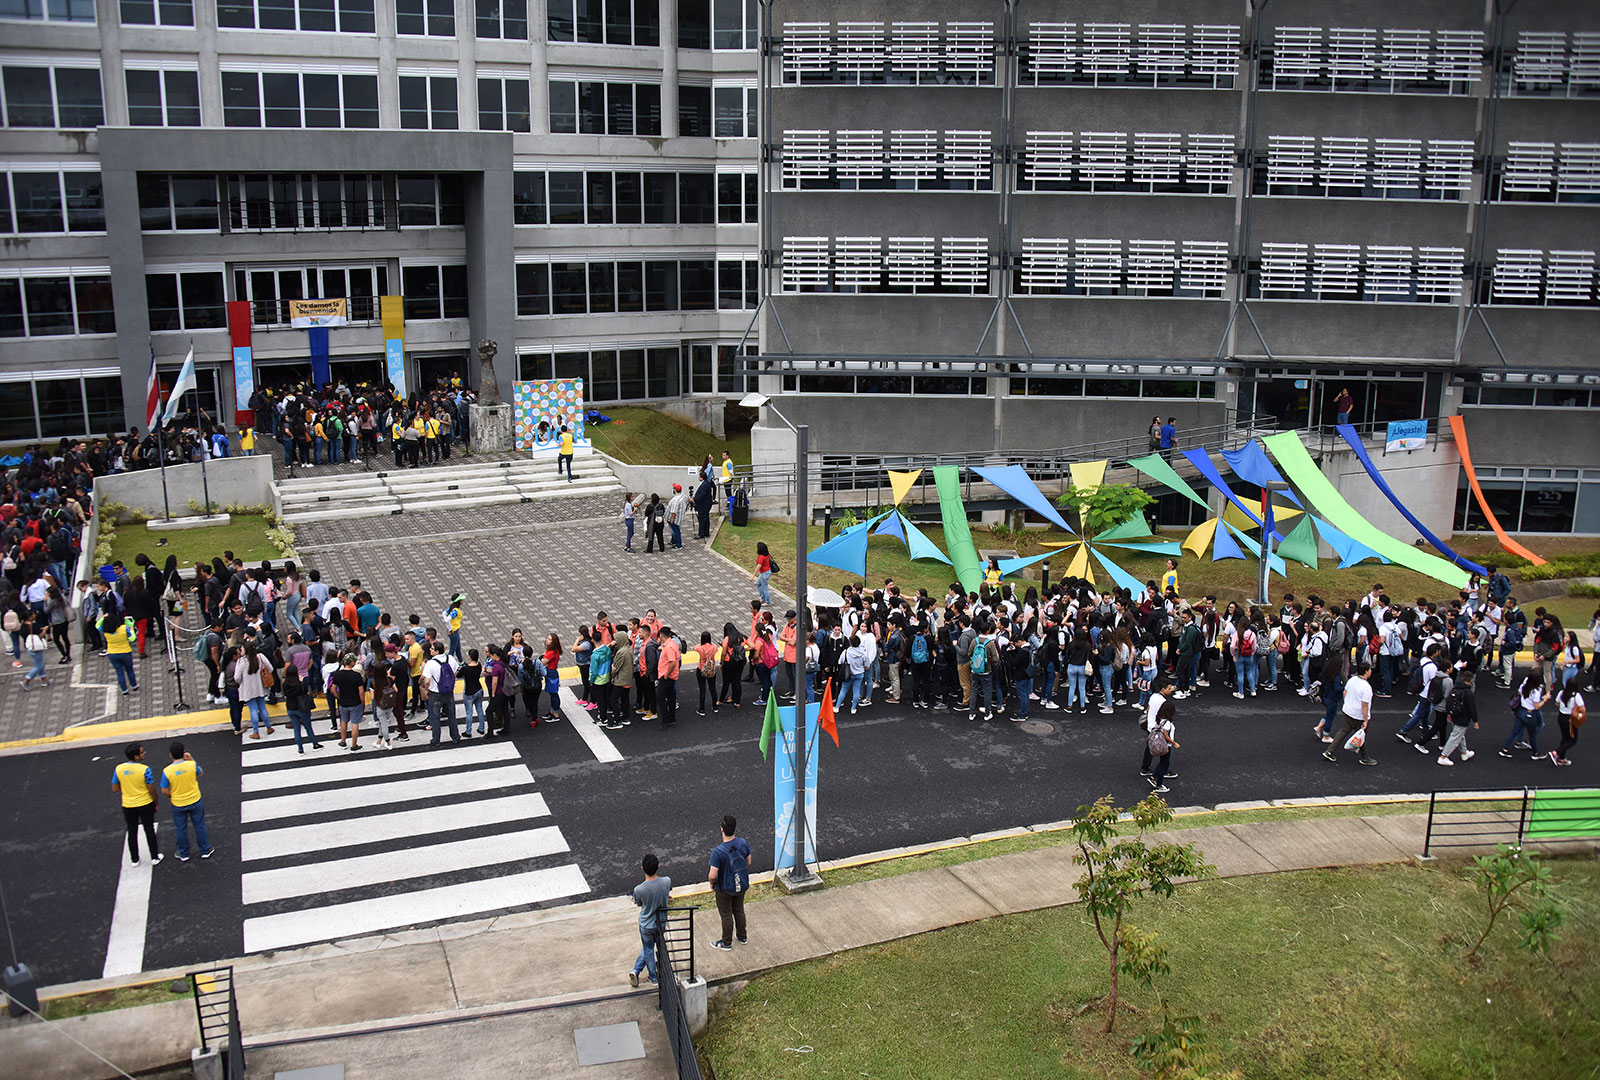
[700,859,1600,1080]
[715,519,1600,614]
[105,514,284,571]
[587,406,751,468]
[42,979,193,1020]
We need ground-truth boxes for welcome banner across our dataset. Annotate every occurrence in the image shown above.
[288,297,349,329]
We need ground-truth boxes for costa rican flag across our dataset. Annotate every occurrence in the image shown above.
[145,348,160,429]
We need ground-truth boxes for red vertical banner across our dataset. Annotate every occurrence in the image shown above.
[228,300,254,428]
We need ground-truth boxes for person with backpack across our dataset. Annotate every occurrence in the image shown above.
[967,620,999,722]
[1500,669,1550,759]
[695,630,720,716]
[1376,611,1407,698]
[1299,619,1328,697]
[1412,663,1455,757]
[905,619,933,709]
[589,636,613,722]
[1397,643,1444,744]
[1232,615,1261,700]
[708,814,752,952]
[423,641,460,747]
[1551,677,1585,766]
[282,650,322,753]
[1005,625,1035,721]
[1437,668,1479,766]
[715,622,744,708]
[1172,610,1201,699]
[1146,698,1179,794]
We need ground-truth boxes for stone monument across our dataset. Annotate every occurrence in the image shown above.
[469,338,514,452]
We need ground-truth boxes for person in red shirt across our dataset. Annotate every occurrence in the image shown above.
[342,593,359,635]
[655,626,681,729]
[542,633,564,725]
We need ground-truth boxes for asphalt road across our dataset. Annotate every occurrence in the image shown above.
[1,683,1591,987]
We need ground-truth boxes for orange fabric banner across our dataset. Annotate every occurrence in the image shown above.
[1448,414,1545,566]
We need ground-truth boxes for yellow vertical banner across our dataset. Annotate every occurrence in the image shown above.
[380,295,406,397]
[888,469,923,506]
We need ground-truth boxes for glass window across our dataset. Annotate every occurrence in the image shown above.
[262,71,300,127]
[574,0,601,41]
[548,171,584,223]
[644,172,675,223]
[396,0,452,35]
[717,173,742,223]
[84,376,122,433]
[516,263,549,315]
[0,279,20,336]
[647,346,674,397]
[588,262,615,313]
[616,260,644,311]
[718,261,743,308]
[121,0,192,25]
[146,273,180,330]
[222,71,261,127]
[125,69,165,126]
[12,173,63,233]
[477,0,526,39]
[636,83,660,135]
[397,175,438,225]
[2,66,55,127]
[402,265,441,319]
[24,277,74,336]
[554,350,586,383]
[165,70,201,125]
[614,171,642,224]
[678,172,714,223]
[679,84,711,137]
[713,85,745,137]
[603,0,629,45]
[54,67,103,127]
[430,76,457,129]
[300,0,335,31]
[606,82,634,135]
[679,259,715,309]
[513,171,545,224]
[589,349,618,402]
[678,0,709,49]
[302,73,340,128]
[341,74,377,127]
[441,264,468,317]
[1522,482,1577,533]
[37,379,84,438]
[170,174,218,230]
[0,177,11,232]
[578,80,604,134]
[0,382,33,438]
[618,348,646,399]
[339,0,374,33]
[645,260,677,310]
[585,171,613,224]
[64,171,102,231]
[549,80,576,133]
[181,271,225,328]
[547,0,572,40]
[551,262,587,314]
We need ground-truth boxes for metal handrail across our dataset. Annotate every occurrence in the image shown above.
[188,965,245,1079]
[655,910,708,1080]
[1421,786,1600,857]
[661,906,696,983]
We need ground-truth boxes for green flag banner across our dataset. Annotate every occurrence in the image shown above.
[1525,788,1600,841]
[933,466,983,595]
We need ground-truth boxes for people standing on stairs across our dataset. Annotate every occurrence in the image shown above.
[558,424,576,480]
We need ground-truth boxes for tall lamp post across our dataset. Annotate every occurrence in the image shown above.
[739,391,817,888]
[1254,480,1292,608]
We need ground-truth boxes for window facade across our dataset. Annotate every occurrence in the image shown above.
[1015,239,1230,298]
[549,78,661,136]
[514,168,747,225]
[221,69,379,128]
[677,82,756,138]
[400,264,468,320]
[216,0,375,33]
[1504,31,1600,99]
[782,236,990,295]
[515,256,756,316]
[518,345,680,401]
[1254,136,1472,200]
[1454,466,1599,535]
[233,263,389,326]
[782,129,995,192]
[678,0,757,51]
[1021,21,1240,89]
[119,0,192,26]
[476,0,526,40]
[0,269,114,337]
[1,64,103,128]
[396,174,464,226]
[1485,248,1598,307]
[125,68,201,126]
[478,74,531,132]
[139,174,220,231]
[225,173,383,231]
[145,269,226,331]
[547,0,659,47]
[782,21,998,86]
[399,73,458,130]
[2,169,104,234]
[1494,142,1600,202]
[1,0,95,22]
[1248,243,1463,303]
[0,372,123,441]
[1015,131,1233,194]
[396,0,452,36]
[1264,26,1483,94]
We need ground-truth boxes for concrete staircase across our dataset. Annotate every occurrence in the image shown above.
[275,447,622,525]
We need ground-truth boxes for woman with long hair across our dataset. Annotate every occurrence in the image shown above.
[233,643,274,739]
[1552,677,1585,766]
[717,621,745,706]
[1501,668,1550,759]
[749,542,773,606]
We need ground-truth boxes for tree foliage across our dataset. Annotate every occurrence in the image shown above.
[1055,483,1156,540]
[1468,843,1564,959]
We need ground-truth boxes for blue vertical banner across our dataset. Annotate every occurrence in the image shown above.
[232,346,254,412]
[308,326,331,386]
[773,701,820,872]
[385,338,405,396]
[381,294,406,398]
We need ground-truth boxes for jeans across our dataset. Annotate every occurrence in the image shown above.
[968,670,993,716]
[1065,664,1088,709]
[449,631,462,663]
[845,670,868,711]
[26,648,45,681]
[314,436,327,464]
[1378,654,1398,696]
[634,924,661,981]
[262,600,277,631]
[171,799,211,860]
[464,690,485,732]
[246,696,269,734]
[1041,662,1058,701]
[1400,696,1431,736]
[289,706,319,750]
[625,518,635,549]
[1240,655,1259,695]
[1262,649,1279,686]
[1098,663,1115,706]
[1503,707,1543,752]
[1318,680,1345,734]
[558,452,574,478]
[108,652,137,692]
[755,664,773,703]
[755,570,772,605]
[428,696,459,744]
[669,522,682,549]
[1014,676,1032,718]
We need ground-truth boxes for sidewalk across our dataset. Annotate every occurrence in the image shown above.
[16,807,1583,1080]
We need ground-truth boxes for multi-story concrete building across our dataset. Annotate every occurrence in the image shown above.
[3,1,1598,533]
[755,0,1600,534]
[0,0,760,439]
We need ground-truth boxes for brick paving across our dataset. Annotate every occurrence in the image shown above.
[293,493,620,549]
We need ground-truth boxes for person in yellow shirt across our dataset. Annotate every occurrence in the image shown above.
[423,414,441,464]
[313,417,329,465]
[444,592,465,662]
[1162,559,1180,599]
[101,613,139,695]
[557,424,576,482]
[240,427,255,456]
[984,556,1003,589]
[112,742,161,865]
[391,417,406,468]
[161,741,214,861]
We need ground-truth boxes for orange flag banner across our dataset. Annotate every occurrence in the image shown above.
[818,678,839,747]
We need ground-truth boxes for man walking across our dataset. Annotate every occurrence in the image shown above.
[161,742,214,862]
[708,814,752,952]
[628,852,672,986]
[1323,659,1378,766]
[557,424,576,481]
[656,626,680,729]
[666,484,689,549]
[1398,643,1443,744]
[424,641,461,746]
[112,743,161,866]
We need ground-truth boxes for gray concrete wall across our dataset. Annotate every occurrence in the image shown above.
[1457,407,1600,467]
[1322,440,1463,548]
[93,455,275,519]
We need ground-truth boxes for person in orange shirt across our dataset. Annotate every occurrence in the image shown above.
[779,611,799,702]
[655,626,681,730]
[342,592,359,635]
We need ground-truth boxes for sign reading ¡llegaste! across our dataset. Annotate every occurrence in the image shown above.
[288,298,349,328]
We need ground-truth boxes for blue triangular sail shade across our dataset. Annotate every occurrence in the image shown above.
[971,465,1076,533]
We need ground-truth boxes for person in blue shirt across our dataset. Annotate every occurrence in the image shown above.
[629,852,672,986]
[1158,417,1177,462]
[708,815,753,951]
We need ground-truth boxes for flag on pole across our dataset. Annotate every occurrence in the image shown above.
[818,678,838,747]
[758,691,782,760]
[144,347,160,429]
[161,347,196,426]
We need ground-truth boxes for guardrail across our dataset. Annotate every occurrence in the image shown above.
[656,907,711,1080]
[189,965,245,1079]
[1421,786,1600,857]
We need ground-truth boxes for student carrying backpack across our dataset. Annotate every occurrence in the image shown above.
[969,633,990,675]
[1240,628,1257,657]
[910,629,930,665]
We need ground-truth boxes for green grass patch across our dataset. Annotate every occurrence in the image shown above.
[104,514,284,572]
[700,859,1600,1080]
[587,406,751,468]
[673,801,1428,915]
[715,518,1600,609]
[42,980,193,1020]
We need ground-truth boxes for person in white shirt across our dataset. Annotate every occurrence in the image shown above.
[1140,675,1175,781]
[1501,670,1551,759]
[1147,700,1179,794]
[1376,616,1407,697]
[1323,660,1376,765]
[1552,681,1583,766]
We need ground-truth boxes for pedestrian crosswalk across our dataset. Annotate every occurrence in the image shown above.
[237,714,590,954]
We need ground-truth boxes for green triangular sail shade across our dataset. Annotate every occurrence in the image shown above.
[1275,515,1320,569]
[1126,453,1209,508]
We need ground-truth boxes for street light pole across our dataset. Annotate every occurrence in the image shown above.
[1255,480,1291,607]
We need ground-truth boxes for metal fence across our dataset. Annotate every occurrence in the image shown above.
[655,907,711,1080]
[1422,786,1600,857]
[188,965,245,1079]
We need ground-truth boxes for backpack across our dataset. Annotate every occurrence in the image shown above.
[192,632,210,660]
[1427,675,1448,706]
[1276,626,1292,654]
[698,643,719,680]
[500,657,523,696]
[436,658,456,695]
[969,635,990,675]
[1240,630,1256,658]
[718,840,750,895]
[1147,725,1171,757]
[911,632,930,664]
[1407,663,1428,697]
[242,581,263,615]
[1445,686,1469,723]
[590,643,613,684]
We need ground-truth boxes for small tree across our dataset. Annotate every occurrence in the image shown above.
[1467,843,1564,959]
[1071,794,1214,1033]
[1056,484,1155,541]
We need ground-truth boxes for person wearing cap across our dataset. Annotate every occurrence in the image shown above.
[444,592,466,662]
[666,483,689,549]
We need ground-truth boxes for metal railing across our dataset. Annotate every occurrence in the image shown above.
[656,907,711,1080]
[189,965,245,1079]
[1422,786,1600,857]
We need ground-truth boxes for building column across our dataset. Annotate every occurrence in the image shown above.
[660,0,678,137]
[102,167,153,432]
[529,0,550,135]
[464,162,518,401]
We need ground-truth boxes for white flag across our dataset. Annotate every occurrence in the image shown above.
[161,347,196,425]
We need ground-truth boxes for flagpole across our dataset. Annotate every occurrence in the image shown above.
[190,338,215,518]
[151,343,172,522]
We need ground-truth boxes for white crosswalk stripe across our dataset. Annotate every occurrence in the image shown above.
[237,732,589,953]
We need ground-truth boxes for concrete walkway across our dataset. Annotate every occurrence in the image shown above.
[5,808,1587,1080]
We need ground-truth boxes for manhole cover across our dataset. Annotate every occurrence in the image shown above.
[1019,720,1054,735]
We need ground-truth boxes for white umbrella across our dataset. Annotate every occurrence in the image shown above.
[807,585,846,608]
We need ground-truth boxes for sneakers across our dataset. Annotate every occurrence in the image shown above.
[1172,690,1190,699]
[1437,755,1455,766]
[1554,757,1572,766]
[1497,749,1514,758]
[1321,736,1334,744]
[710,940,733,951]
[175,854,189,863]
[1358,757,1378,766]
[1322,750,1338,762]
[1415,742,1431,755]
[1043,700,1060,710]
[1460,749,1475,762]
[1395,732,1414,744]
[1098,706,1114,715]
[629,970,640,987]
[737,935,748,944]
[1153,785,1170,793]
[201,848,215,859]
[1513,740,1532,750]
